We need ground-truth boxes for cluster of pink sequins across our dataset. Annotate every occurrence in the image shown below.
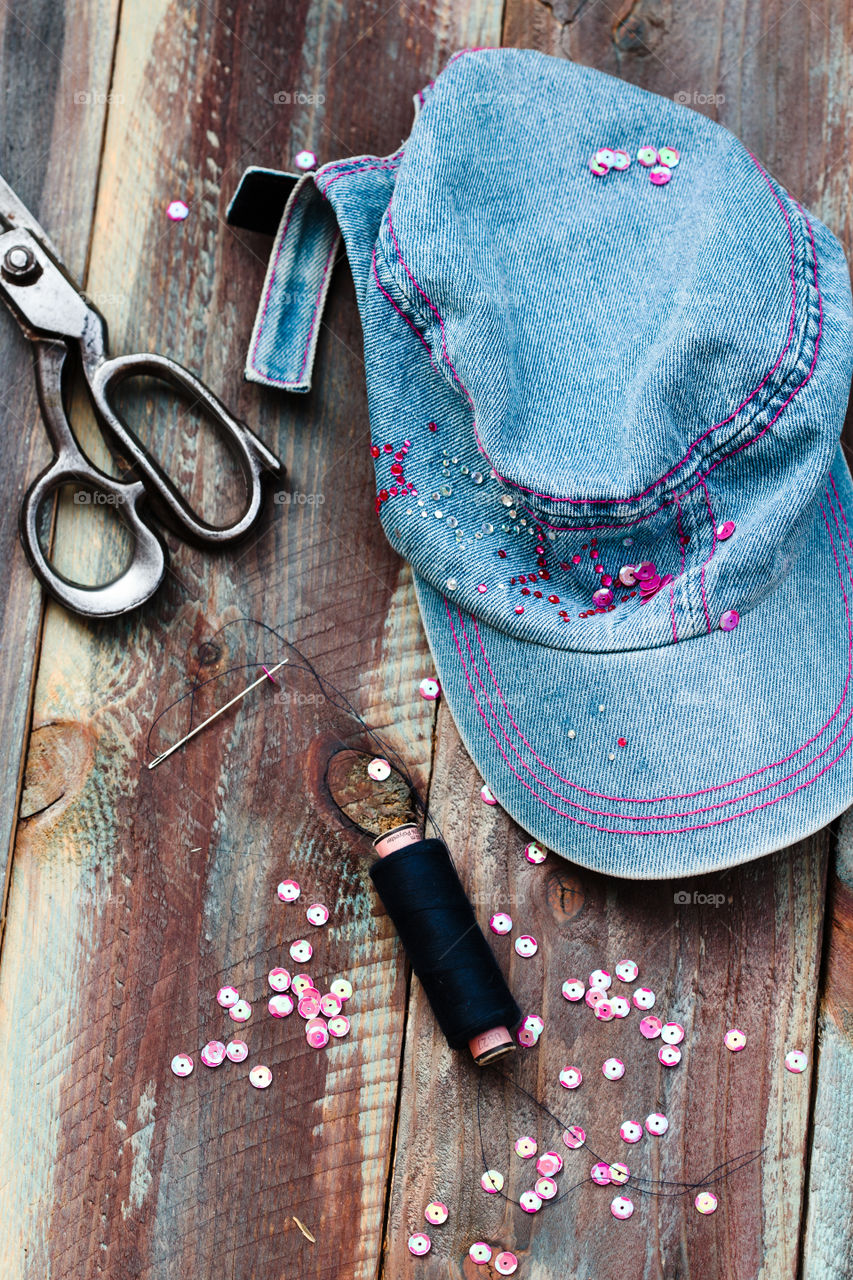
[587,146,632,176]
[588,144,679,185]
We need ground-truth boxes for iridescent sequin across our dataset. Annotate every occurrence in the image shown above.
[645,1112,669,1135]
[589,969,612,990]
[720,610,740,632]
[660,1022,685,1044]
[306,903,330,927]
[658,146,680,168]
[785,1049,808,1073]
[268,994,294,1018]
[534,1176,558,1199]
[603,1057,625,1080]
[327,1015,351,1038]
[268,967,291,992]
[615,960,639,982]
[229,999,252,1023]
[639,1015,663,1039]
[515,935,538,957]
[469,1243,493,1264]
[610,996,631,1018]
[320,994,342,1017]
[620,1121,643,1144]
[537,1150,563,1177]
[216,985,240,1008]
[559,1066,582,1090]
[166,199,189,221]
[481,1169,504,1193]
[590,1161,612,1185]
[595,1000,615,1022]
[277,880,300,903]
[294,149,317,169]
[563,1126,586,1149]
[609,1163,630,1185]
[695,1191,718,1215]
[724,1028,746,1052]
[306,1020,330,1048]
[201,1040,226,1068]
[637,146,658,167]
[515,1136,538,1158]
[419,678,441,700]
[658,1045,682,1067]
[519,1190,542,1213]
[408,1233,431,1256]
[524,841,547,864]
[611,149,631,170]
[611,1195,634,1219]
[649,164,672,185]
[562,979,585,1002]
[480,784,497,805]
[424,1201,448,1225]
[289,939,313,963]
[249,1064,272,1089]
[495,1253,519,1276]
[226,1039,248,1063]
[170,1053,193,1077]
[330,978,353,1002]
[633,988,656,1010]
[367,757,391,781]
[490,912,513,935]
[718,520,736,540]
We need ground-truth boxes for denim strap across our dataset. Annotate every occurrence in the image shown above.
[244,173,341,391]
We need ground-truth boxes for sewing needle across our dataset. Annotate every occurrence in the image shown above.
[147,660,287,770]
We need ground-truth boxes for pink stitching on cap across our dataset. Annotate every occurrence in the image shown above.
[372,248,442,378]
[320,157,403,195]
[382,152,812,507]
[697,476,717,634]
[438,484,851,814]
[443,500,852,834]
[450,593,853,822]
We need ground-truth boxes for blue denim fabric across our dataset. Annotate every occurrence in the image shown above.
[246,49,853,878]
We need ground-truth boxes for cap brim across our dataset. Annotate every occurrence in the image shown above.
[413,448,853,879]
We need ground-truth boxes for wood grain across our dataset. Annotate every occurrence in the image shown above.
[0,0,121,935]
[0,3,502,1279]
[381,708,829,1280]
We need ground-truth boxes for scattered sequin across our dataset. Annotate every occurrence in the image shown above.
[408,1233,431,1256]
[201,1040,226,1068]
[170,1053,193,1077]
[639,1015,663,1039]
[659,1045,682,1067]
[490,912,513,935]
[589,157,610,177]
[268,994,294,1018]
[298,993,322,1019]
[534,1175,558,1200]
[725,1028,746,1052]
[469,1242,493,1264]
[563,1126,586,1149]
[277,880,300,903]
[589,969,611,990]
[320,993,342,1017]
[229,999,252,1023]
[658,146,680,168]
[306,1020,330,1048]
[249,1064,272,1089]
[785,1050,808,1073]
[611,149,631,170]
[610,996,631,1018]
[515,935,538,958]
[559,1066,582,1090]
[524,841,547,864]
[586,987,607,1009]
[595,1000,615,1022]
[294,149,317,169]
[268,967,291,992]
[216,985,240,1008]
[609,1163,630,1186]
[590,1161,612,1185]
[562,979,585,1002]
[603,1057,625,1080]
[519,1190,542,1213]
[226,1039,248,1063]
[537,1150,563,1177]
[419,678,441,700]
[481,1169,504,1193]
[306,903,330,927]
[291,974,313,998]
[718,520,736,540]
[620,1121,643,1144]
[660,1022,685,1045]
[290,939,313,963]
[695,1191,718,1215]
[611,1195,634,1219]
[719,609,740,632]
[615,960,639,982]
[424,1201,448,1225]
[645,1113,669,1135]
[495,1253,519,1276]
[637,146,658,166]
[330,978,353,1001]
[515,1136,538,1158]
[367,757,391,781]
[649,164,672,185]
[481,784,497,805]
[327,1015,351,1038]
[633,988,656,1010]
[166,199,189,221]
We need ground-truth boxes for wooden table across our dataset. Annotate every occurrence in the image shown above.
[0,3,850,1277]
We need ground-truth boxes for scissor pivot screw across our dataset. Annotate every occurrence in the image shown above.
[2,244,41,284]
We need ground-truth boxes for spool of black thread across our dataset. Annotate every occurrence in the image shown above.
[370,838,521,1062]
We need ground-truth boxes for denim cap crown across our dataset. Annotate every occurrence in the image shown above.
[347,49,852,653]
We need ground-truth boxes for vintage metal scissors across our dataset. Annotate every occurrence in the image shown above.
[0,174,283,618]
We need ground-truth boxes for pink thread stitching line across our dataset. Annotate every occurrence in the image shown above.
[383,152,814,507]
[697,475,717,633]
[444,485,852,810]
[320,158,403,196]
[451,592,853,822]
[371,247,442,379]
[444,496,853,834]
[248,191,340,385]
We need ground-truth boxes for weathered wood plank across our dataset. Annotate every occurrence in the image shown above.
[381,709,829,1279]
[0,0,121,934]
[0,3,503,1279]
[801,812,853,1280]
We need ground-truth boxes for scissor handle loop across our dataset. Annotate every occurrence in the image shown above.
[86,351,282,545]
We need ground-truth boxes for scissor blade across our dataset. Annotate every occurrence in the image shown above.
[0,173,63,262]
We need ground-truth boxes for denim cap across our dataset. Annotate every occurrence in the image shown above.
[245,48,853,878]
